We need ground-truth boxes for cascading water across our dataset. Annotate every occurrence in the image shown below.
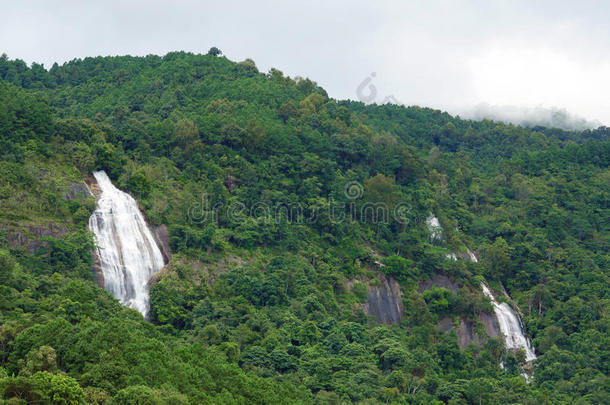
[480,283,537,362]
[88,171,165,317]
[466,249,536,362]
[426,215,443,240]
[429,217,536,363]
[466,248,478,263]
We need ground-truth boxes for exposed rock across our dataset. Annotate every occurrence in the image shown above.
[63,182,92,200]
[206,255,247,285]
[85,174,102,199]
[435,316,492,348]
[479,311,501,338]
[422,273,502,348]
[224,174,238,191]
[457,318,484,348]
[362,273,403,325]
[149,255,247,287]
[152,224,172,262]
[0,223,70,253]
[91,250,104,288]
[457,248,478,262]
[418,274,460,293]
[436,317,454,333]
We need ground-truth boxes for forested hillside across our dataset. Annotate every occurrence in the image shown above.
[0,51,608,404]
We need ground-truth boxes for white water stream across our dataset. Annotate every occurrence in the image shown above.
[480,283,537,362]
[428,217,536,363]
[88,171,165,317]
[426,215,443,240]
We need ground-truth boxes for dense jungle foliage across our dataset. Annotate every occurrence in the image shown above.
[0,50,608,404]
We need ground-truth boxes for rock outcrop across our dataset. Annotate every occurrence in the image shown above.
[479,311,501,338]
[153,224,172,262]
[63,182,91,200]
[0,223,70,253]
[435,315,499,349]
[421,273,502,348]
[457,318,485,348]
[362,273,404,325]
[418,273,460,292]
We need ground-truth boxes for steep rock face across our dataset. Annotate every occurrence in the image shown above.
[63,182,91,200]
[418,274,460,292]
[479,311,501,338]
[421,273,502,347]
[0,223,70,253]
[153,224,172,262]
[457,318,485,348]
[363,273,403,325]
[436,317,454,333]
[91,250,104,288]
[435,316,492,348]
[0,180,87,253]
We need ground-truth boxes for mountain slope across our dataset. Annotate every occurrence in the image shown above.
[0,51,608,404]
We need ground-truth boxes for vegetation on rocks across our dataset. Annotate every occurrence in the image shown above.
[0,50,608,403]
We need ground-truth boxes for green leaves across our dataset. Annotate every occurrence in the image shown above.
[0,51,607,404]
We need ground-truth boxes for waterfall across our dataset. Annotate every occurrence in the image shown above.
[88,171,165,317]
[466,248,478,263]
[480,283,537,362]
[429,215,536,365]
[465,247,536,361]
[426,215,443,240]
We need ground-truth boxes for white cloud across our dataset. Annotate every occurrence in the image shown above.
[467,47,610,125]
[1,0,608,126]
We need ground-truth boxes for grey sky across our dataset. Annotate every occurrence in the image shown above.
[2,0,609,126]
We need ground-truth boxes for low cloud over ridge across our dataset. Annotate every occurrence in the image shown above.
[459,104,601,131]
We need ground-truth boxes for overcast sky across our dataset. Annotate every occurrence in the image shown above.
[2,0,609,126]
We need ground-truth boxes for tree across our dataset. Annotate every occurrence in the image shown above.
[464,378,498,405]
[207,47,222,57]
[20,346,59,376]
[485,237,512,279]
[0,248,17,284]
[70,142,95,173]
[244,118,266,152]
[528,284,552,315]
[382,255,414,281]
[174,119,199,149]
[278,101,298,123]
[238,58,258,73]
[1,372,84,405]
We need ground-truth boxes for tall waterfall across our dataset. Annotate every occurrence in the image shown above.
[88,171,165,317]
[480,283,537,362]
[427,215,537,364]
[466,251,536,361]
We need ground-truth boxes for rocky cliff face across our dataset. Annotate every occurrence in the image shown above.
[479,311,501,338]
[0,222,70,253]
[457,318,485,348]
[420,273,502,348]
[152,224,172,263]
[418,274,460,292]
[435,314,501,349]
[63,182,91,200]
[362,273,404,325]
[0,182,90,253]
